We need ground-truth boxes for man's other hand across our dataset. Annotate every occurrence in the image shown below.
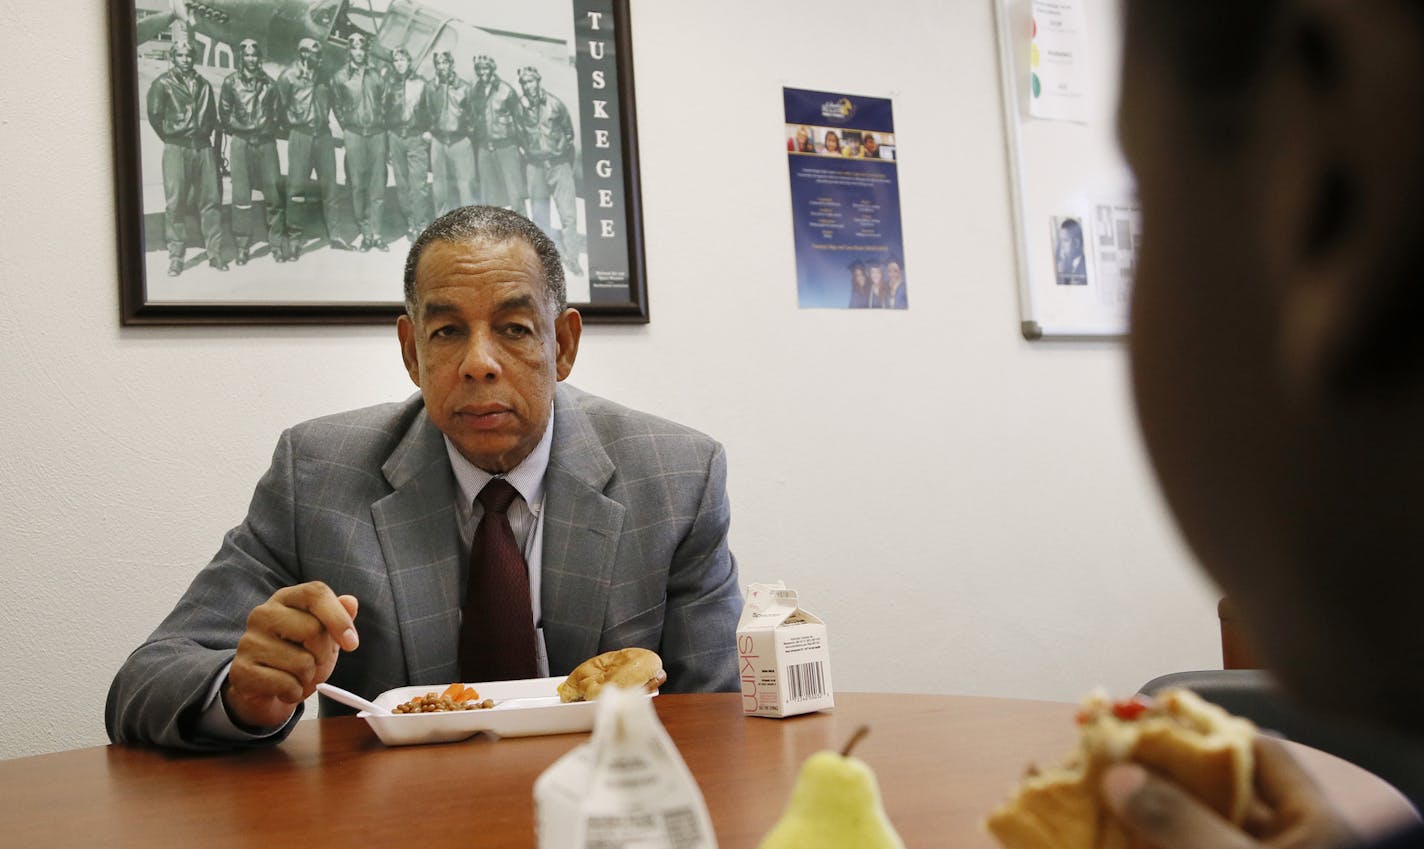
[1102,736,1356,849]
[223,582,360,730]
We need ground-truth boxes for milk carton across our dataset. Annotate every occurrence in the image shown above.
[534,686,717,849]
[736,582,834,718]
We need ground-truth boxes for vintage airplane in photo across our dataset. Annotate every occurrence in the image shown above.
[135,0,576,99]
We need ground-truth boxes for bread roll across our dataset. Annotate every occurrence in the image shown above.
[557,648,664,703]
[985,689,1256,849]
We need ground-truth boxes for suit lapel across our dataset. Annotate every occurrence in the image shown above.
[539,385,626,674]
[373,406,463,686]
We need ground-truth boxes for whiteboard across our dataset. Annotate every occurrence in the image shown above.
[994,0,1139,339]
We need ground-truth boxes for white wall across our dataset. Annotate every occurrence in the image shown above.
[0,0,1221,760]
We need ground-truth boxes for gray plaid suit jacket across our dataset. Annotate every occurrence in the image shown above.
[106,383,741,749]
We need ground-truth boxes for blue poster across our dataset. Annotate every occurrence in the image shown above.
[784,87,907,310]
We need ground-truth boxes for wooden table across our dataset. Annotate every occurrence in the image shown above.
[3,693,1416,847]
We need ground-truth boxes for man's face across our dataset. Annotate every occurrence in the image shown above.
[1118,7,1314,682]
[1120,0,1424,729]
[241,44,260,73]
[1121,18,1261,540]
[393,54,410,76]
[397,238,581,473]
[476,63,493,82]
[868,265,883,286]
[435,55,453,81]
[887,261,902,286]
[864,135,878,153]
[521,77,542,100]
[1056,226,1079,265]
[349,40,367,66]
[173,44,195,73]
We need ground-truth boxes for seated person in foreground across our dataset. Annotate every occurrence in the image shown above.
[106,206,742,750]
[1101,2,1424,848]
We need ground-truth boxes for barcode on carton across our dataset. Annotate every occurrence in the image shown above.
[786,661,826,701]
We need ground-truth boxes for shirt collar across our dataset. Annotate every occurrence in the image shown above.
[444,412,554,511]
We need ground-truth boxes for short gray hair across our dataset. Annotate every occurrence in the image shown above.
[403,206,567,315]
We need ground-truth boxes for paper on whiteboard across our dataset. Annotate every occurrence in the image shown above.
[1089,200,1141,310]
[1033,196,1135,336]
[1050,215,1089,286]
[1030,0,1089,124]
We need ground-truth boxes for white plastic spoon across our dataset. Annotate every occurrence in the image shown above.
[490,696,565,710]
[316,682,391,716]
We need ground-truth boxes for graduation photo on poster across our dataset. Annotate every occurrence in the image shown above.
[784,87,907,310]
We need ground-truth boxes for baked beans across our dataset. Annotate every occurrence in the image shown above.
[392,693,496,713]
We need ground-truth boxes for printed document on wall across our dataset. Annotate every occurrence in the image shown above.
[1089,200,1141,312]
[783,87,909,310]
[1029,0,1089,124]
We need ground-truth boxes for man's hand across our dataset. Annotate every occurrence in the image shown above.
[1101,736,1357,849]
[223,582,360,730]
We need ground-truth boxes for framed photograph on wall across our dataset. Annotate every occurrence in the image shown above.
[109,0,648,325]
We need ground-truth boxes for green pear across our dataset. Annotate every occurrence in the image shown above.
[758,727,906,849]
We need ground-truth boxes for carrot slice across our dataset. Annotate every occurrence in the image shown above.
[460,685,480,702]
[440,682,464,701]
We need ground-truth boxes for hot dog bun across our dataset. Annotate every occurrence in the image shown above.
[557,648,665,703]
[985,756,1128,849]
[985,689,1257,849]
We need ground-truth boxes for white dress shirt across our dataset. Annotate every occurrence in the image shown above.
[443,415,553,676]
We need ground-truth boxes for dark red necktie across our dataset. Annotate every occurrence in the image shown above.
[459,478,539,682]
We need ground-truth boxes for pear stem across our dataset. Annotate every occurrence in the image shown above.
[840,725,870,757]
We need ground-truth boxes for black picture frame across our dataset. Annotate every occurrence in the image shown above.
[109,0,648,325]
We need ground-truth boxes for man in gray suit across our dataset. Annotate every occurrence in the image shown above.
[107,206,741,749]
